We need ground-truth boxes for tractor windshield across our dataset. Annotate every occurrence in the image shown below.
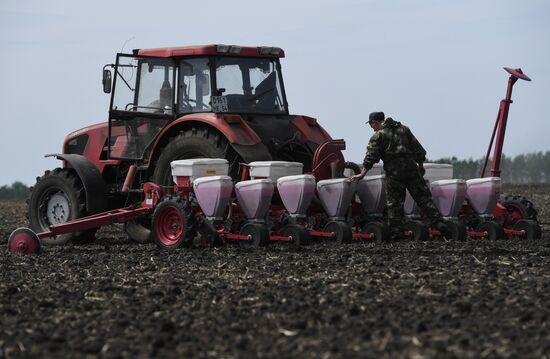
[178,57,287,115]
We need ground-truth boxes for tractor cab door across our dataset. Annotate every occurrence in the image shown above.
[108,53,176,160]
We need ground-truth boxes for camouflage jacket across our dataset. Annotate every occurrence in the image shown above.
[362,118,426,171]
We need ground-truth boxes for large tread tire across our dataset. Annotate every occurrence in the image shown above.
[501,195,538,226]
[153,127,239,186]
[151,197,192,250]
[27,168,97,245]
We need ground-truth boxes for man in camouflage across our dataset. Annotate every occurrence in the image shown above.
[349,112,450,239]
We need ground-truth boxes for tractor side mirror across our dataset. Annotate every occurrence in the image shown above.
[102,69,112,94]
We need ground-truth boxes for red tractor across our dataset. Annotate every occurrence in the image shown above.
[27,44,343,245]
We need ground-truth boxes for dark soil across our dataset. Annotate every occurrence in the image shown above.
[1,184,550,358]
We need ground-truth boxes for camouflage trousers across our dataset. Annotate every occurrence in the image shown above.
[384,158,442,235]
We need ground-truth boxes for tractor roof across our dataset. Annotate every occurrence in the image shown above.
[136,44,285,58]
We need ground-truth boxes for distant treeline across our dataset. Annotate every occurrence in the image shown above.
[0,181,29,200]
[430,151,550,183]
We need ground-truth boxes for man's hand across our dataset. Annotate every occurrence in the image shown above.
[348,169,368,182]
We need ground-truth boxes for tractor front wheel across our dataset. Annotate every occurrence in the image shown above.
[27,168,96,245]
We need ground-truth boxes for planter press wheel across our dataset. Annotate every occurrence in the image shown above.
[8,228,41,255]
[151,198,188,250]
[444,220,467,241]
[280,224,310,246]
[323,221,352,244]
[362,221,390,241]
[476,221,504,240]
[403,220,430,241]
[239,223,270,248]
[512,219,541,240]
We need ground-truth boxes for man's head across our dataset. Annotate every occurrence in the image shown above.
[367,111,385,131]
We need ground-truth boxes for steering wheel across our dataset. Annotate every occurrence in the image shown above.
[182,98,210,110]
[248,87,275,103]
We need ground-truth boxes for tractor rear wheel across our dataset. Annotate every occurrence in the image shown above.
[27,168,96,245]
[153,127,238,186]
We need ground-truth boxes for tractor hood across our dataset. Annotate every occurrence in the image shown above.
[63,122,108,157]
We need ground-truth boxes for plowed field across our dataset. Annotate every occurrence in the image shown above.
[1,185,549,358]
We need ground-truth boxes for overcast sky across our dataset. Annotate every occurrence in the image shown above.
[1,0,548,186]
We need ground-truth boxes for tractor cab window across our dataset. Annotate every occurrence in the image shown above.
[108,55,175,160]
[111,57,175,115]
[214,57,286,114]
[138,61,175,114]
[178,58,212,113]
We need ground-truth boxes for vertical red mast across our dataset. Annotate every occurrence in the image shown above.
[479,67,531,178]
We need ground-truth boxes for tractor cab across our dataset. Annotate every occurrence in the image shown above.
[103,45,289,161]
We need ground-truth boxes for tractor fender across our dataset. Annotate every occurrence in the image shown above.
[148,113,272,163]
[45,153,108,214]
